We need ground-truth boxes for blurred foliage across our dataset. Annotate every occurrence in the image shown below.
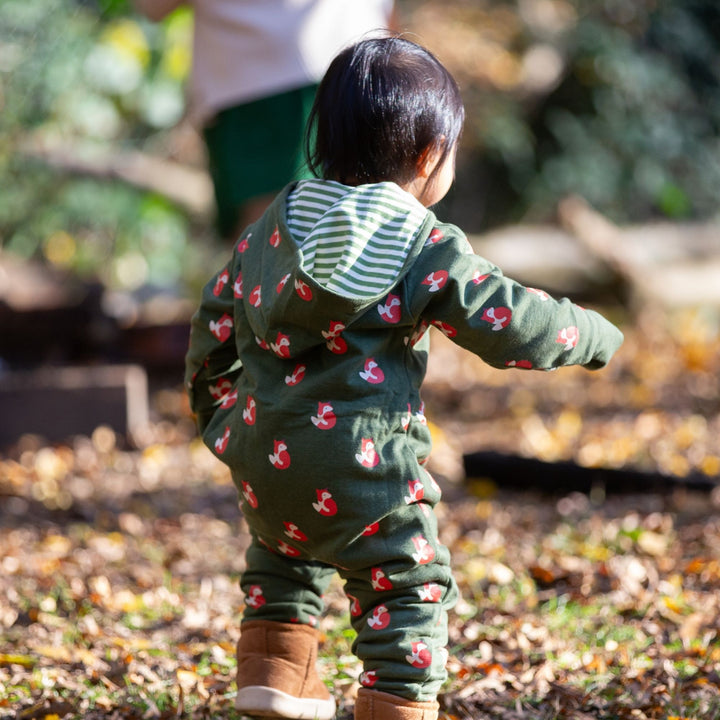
[526,0,720,223]
[409,0,720,228]
[0,0,216,297]
[1,0,720,294]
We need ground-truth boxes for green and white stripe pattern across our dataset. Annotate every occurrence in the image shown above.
[286,179,429,299]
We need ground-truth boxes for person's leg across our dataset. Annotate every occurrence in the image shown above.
[336,501,457,719]
[236,536,337,719]
[236,191,276,232]
[203,84,318,240]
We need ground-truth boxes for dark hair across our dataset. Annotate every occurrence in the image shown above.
[305,36,465,187]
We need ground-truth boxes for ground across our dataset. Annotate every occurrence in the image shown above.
[1,313,719,719]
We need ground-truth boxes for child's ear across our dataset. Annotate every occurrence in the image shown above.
[415,145,433,178]
[416,141,444,178]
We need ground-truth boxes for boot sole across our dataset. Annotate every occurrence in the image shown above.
[235,685,336,719]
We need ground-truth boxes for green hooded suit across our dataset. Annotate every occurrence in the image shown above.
[185,179,623,699]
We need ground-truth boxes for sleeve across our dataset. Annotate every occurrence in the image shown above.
[184,256,243,433]
[133,0,186,22]
[407,227,624,372]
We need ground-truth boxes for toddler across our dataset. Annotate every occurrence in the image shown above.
[185,36,623,720]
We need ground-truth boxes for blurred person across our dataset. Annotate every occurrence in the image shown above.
[134,0,396,239]
[185,37,624,719]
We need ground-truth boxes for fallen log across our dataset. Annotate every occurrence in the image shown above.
[463,450,717,496]
[557,195,654,307]
[556,194,720,321]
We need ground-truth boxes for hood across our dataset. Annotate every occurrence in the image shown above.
[237,179,433,358]
[289,179,430,298]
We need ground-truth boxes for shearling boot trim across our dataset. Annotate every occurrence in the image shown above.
[235,620,335,719]
[355,688,439,720]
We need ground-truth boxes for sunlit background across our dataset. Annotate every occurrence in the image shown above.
[3,0,720,299]
[2,4,720,718]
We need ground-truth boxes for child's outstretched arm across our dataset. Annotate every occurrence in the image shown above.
[409,227,624,371]
[185,257,243,433]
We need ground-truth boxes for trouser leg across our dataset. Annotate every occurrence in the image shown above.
[240,534,336,625]
[235,536,338,719]
[337,502,457,702]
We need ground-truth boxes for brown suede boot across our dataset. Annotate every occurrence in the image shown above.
[354,688,439,720]
[235,620,336,719]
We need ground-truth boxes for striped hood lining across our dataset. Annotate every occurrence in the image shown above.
[286,179,429,299]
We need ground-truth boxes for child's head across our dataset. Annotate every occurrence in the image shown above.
[306,36,465,203]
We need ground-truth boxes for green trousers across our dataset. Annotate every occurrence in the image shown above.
[203,84,317,239]
[239,477,457,702]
